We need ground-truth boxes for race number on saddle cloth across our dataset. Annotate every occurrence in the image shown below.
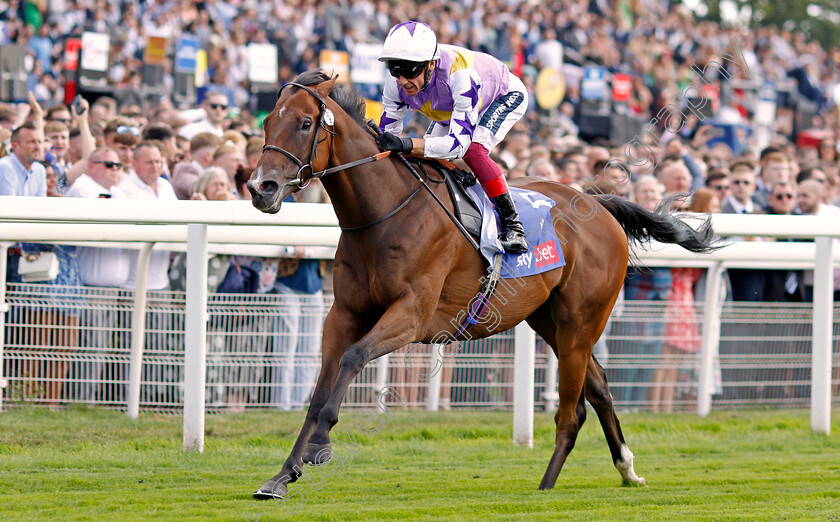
[462,183,566,278]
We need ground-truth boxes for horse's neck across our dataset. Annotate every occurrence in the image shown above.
[322,124,417,230]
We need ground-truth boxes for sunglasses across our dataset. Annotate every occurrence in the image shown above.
[711,184,729,190]
[50,118,72,125]
[385,60,427,79]
[774,193,794,200]
[94,160,123,169]
[732,179,752,185]
[209,103,228,110]
[116,126,140,136]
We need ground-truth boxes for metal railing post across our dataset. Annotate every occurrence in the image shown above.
[183,224,209,451]
[0,242,10,410]
[698,262,724,416]
[426,344,443,412]
[542,349,559,412]
[375,354,389,412]
[127,242,155,419]
[513,322,535,448]
[811,237,834,435]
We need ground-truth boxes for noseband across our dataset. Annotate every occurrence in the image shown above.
[262,82,336,189]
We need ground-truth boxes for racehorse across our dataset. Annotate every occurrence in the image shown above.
[247,70,718,499]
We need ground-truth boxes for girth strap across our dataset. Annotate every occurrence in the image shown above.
[448,253,504,341]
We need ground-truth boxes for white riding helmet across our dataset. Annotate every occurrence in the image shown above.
[378,21,441,63]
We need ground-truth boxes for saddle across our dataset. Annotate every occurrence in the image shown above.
[406,157,483,239]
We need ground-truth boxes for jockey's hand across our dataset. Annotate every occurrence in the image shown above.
[376,132,413,154]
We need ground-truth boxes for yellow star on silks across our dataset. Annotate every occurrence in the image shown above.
[419,101,453,122]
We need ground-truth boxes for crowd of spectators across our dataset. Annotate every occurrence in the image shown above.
[2,0,840,409]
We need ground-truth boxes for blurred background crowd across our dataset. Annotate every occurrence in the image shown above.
[1,0,839,410]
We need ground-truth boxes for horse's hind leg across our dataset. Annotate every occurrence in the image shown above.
[526,304,591,491]
[585,356,646,486]
[540,344,590,490]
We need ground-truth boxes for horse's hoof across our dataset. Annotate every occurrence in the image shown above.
[622,476,647,487]
[303,442,332,465]
[253,478,287,500]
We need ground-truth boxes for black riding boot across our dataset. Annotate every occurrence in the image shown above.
[490,191,529,253]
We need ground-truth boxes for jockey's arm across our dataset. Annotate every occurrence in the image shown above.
[379,80,408,135]
[420,68,482,160]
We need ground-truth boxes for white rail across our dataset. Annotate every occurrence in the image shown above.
[183,224,208,451]
[0,197,837,447]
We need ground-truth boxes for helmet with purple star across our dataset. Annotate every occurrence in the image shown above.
[379,21,440,78]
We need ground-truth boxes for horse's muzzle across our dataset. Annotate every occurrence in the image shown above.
[247,179,282,214]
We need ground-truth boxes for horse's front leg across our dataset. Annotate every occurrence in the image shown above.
[305,296,421,463]
[254,307,362,500]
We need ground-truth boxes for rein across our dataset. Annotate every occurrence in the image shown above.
[263,82,394,188]
[263,81,479,250]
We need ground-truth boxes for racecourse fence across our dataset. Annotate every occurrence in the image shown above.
[3,282,837,412]
[1,200,838,442]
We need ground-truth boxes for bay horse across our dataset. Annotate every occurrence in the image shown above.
[247,70,717,499]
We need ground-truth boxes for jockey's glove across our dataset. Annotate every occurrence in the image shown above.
[376,132,413,154]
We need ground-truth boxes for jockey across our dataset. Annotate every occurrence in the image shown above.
[376,21,529,253]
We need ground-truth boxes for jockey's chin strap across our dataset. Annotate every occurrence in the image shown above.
[420,43,437,92]
[263,82,393,189]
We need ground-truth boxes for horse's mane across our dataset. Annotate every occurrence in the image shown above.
[292,69,368,130]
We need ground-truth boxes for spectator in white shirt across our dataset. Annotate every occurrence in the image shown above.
[796,178,840,301]
[65,146,131,402]
[795,178,825,216]
[118,142,177,290]
[118,141,182,404]
[796,167,840,212]
[533,28,563,71]
[66,146,130,287]
[142,123,178,177]
[178,92,229,140]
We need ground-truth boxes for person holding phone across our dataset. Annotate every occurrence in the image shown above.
[65,147,131,401]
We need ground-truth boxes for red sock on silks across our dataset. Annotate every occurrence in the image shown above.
[463,142,508,198]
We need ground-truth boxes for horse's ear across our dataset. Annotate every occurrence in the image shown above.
[315,75,338,99]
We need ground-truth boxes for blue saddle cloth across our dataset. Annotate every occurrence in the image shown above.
[463,185,566,279]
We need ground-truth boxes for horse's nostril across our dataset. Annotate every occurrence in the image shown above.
[260,180,279,196]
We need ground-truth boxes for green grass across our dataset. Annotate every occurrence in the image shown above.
[1,406,839,521]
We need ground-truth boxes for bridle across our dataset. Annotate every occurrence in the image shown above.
[262,82,336,189]
[259,78,478,249]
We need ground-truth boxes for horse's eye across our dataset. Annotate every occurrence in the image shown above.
[301,119,312,131]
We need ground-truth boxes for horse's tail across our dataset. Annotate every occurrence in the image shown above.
[594,193,722,254]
